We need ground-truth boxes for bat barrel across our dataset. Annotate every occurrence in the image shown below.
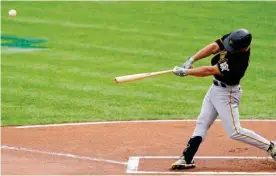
[115,69,173,84]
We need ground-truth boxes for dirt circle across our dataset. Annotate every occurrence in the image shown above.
[2,120,276,175]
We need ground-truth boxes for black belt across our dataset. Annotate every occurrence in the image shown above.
[213,80,227,88]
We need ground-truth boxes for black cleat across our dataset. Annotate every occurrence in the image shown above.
[171,156,196,170]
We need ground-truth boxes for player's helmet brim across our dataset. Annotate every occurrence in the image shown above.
[223,36,234,52]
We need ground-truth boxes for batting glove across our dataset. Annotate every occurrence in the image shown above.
[181,56,194,69]
[173,66,188,77]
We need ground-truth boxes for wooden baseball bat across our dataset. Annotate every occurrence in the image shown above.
[115,69,173,83]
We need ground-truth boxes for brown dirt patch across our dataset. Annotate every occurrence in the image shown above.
[140,158,276,172]
[1,120,276,175]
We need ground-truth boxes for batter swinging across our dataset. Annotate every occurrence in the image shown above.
[171,28,276,170]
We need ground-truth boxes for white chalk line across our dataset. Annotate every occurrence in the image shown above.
[126,156,275,175]
[135,156,273,159]
[14,119,276,129]
[127,171,276,175]
[1,145,127,165]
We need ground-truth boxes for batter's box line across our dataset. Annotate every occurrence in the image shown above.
[126,156,275,175]
[1,145,127,165]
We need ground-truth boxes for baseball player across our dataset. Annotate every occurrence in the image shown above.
[171,28,276,170]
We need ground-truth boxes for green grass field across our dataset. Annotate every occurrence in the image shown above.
[1,2,276,126]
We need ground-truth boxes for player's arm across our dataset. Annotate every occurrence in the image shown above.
[186,65,221,77]
[173,65,222,77]
[192,42,221,62]
[192,34,230,62]
[180,34,229,68]
[180,42,221,69]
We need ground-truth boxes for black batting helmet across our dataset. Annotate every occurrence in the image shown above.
[223,28,252,53]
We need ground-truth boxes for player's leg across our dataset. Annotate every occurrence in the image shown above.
[212,86,273,153]
[171,86,218,170]
[183,88,218,161]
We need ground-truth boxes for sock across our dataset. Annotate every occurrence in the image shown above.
[183,136,203,163]
[267,142,274,152]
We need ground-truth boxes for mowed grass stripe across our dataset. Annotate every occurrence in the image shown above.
[3,88,199,126]
[54,42,183,58]
[3,48,275,81]
[1,54,174,78]
[11,16,274,43]
[1,17,214,49]
[5,65,273,116]
[2,53,210,90]
[6,2,275,32]
[3,70,203,103]
[3,17,275,62]
[3,17,182,38]
[2,18,201,57]
[3,17,274,58]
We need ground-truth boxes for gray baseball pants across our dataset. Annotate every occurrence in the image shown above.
[192,80,271,151]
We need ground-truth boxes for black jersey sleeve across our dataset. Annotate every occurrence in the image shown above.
[215,33,230,51]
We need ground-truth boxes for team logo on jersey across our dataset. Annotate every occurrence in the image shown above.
[229,40,233,45]
[220,51,227,60]
[220,62,230,72]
